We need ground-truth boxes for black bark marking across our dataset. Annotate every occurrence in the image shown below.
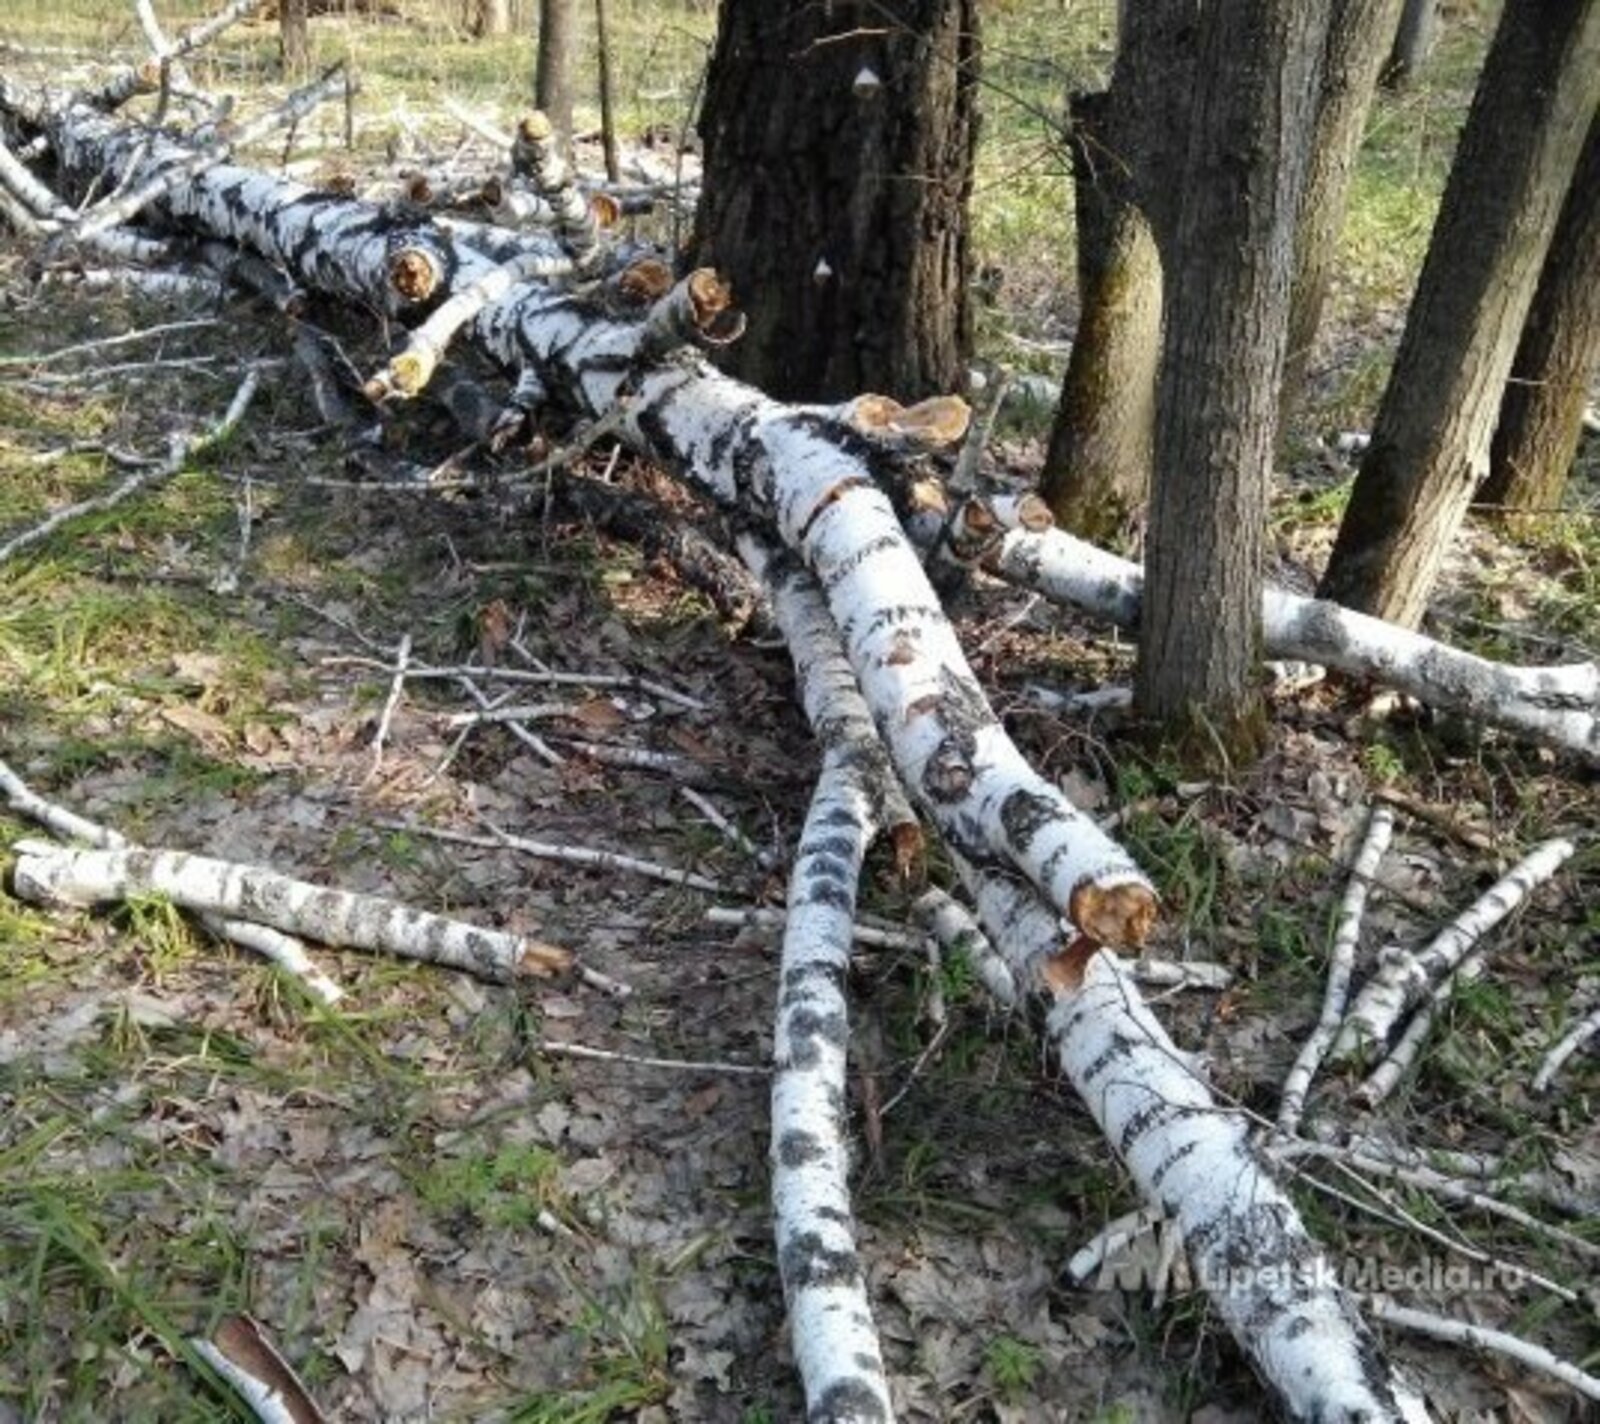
[999,788,1058,854]
[778,1129,826,1168]
[811,1377,889,1423]
[781,1230,859,1291]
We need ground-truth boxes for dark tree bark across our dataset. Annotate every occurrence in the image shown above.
[1280,0,1406,425]
[280,0,308,73]
[692,0,980,403]
[1038,49,1183,540]
[1382,0,1439,89]
[534,0,575,152]
[1133,2,1327,764]
[1319,0,1600,626]
[595,0,620,183]
[1479,111,1600,512]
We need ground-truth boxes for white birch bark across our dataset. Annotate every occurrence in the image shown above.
[474,292,1154,943]
[771,750,894,1424]
[1532,1002,1600,1094]
[1331,838,1575,1061]
[190,1312,329,1424]
[1278,806,1394,1133]
[910,887,1019,1008]
[747,548,1413,1419]
[990,515,1600,761]
[963,869,1417,1422]
[737,533,918,859]
[10,839,567,983]
[1368,1300,1600,1403]
[22,109,1156,944]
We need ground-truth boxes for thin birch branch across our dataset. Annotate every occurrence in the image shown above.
[11,838,569,984]
[134,0,196,92]
[319,657,706,711]
[911,887,1019,1008]
[69,67,352,242]
[200,916,345,1005]
[0,364,260,566]
[456,676,564,766]
[1279,1141,1600,1265]
[1278,806,1395,1134]
[542,1041,766,1076]
[1333,839,1576,1062]
[680,787,777,869]
[368,632,413,777]
[0,756,127,849]
[1532,1001,1600,1094]
[1368,1299,1600,1404]
[379,818,724,893]
[704,906,925,953]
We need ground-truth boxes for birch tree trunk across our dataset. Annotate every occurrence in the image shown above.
[1135,1,1327,763]
[1479,110,1600,513]
[1318,0,1600,625]
[27,105,1157,950]
[988,511,1600,760]
[692,0,980,402]
[744,529,1416,1423]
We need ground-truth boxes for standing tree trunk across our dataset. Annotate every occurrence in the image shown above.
[1280,0,1406,426]
[1134,2,1326,764]
[472,0,512,38]
[692,0,980,403]
[1479,111,1600,512]
[594,0,620,183]
[1319,0,1600,626]
[279,0,308,73]
[1382,0,1439,89]
[1038,61,1177,540]
[534,0,575,152]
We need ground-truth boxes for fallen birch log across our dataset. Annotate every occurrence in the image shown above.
[1,755,343,1004]
[987,508,1600,761]
[19,107,1157,949]
[745,543,1417,1420]
[10,839,570,984]
[771,749,895,1423]
[964,868,1425,1423]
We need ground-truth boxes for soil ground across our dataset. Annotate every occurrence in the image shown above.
[1,3,1597,1421]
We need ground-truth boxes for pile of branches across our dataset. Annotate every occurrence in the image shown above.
[2,11,1597,1420]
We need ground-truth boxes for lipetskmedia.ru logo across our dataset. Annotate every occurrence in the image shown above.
[1083,1222,1527,1295]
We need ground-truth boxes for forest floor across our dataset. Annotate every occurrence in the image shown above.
[1,3,1598,1422]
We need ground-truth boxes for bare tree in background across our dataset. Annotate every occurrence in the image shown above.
[1280,0,1406,425]
[1478,111,1600,514]
[1382,0,1439,88]
[472,0,511,39]
[535,0,575,149]
[280,0,308,72]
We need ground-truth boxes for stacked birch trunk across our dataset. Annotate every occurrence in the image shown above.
[3,31,1593,1420]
